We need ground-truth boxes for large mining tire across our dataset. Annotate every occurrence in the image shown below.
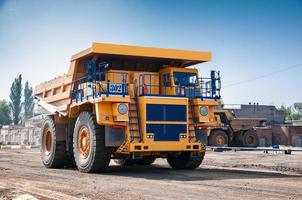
[73,112,111,173]
[167,152,204,169]
[208,130,228,146]
[65,118,77,168]
[40,116,66,168]
[136,156,156,165]
[242,129,258,147]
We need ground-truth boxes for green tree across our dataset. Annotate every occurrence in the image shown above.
[23,81,34,122]
[0,100,11,127]
[293,102,302,114]
[279,104,291,120]
[279,103,302,120]
[9,74,22,125]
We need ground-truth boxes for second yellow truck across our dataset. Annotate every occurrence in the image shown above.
[34,43,221,172]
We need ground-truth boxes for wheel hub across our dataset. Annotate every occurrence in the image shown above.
[215,135,225,146]
[78,126,90,158]
[247,136,254,144]
[44,128,52,154]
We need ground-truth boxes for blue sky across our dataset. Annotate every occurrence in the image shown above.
[0,0,301,106]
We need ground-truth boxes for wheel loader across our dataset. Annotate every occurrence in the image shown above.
[34,43,221,172]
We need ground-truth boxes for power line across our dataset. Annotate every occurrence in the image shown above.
[223,63,302,88]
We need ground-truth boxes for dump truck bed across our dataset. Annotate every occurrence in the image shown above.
[230,118,266,131]
[71,43,211,65]
[34,74,73,115]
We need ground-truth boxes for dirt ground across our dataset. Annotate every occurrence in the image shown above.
[0,149,302,200]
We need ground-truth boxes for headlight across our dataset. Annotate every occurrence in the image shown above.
[199,106,208,116]
[118,103,128,115]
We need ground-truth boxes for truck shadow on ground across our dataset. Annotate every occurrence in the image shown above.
[98,164,302,182]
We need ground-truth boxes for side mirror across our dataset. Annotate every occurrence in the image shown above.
[98,62,109,69]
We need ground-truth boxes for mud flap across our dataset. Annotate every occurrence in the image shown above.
[195,128,208,146]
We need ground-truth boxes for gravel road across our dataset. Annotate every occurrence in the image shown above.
[0,149,301,200]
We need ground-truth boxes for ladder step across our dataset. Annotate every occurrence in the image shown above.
[130,136,141,138]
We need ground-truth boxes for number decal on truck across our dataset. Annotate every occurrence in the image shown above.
[109,84,123,93]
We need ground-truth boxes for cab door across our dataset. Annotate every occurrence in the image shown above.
[160,73,175,95]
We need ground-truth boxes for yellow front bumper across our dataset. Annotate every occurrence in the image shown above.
[128,141,206,153]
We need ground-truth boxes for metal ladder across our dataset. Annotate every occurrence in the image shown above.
[188,99,196,142]
[128,97,142,142]
[116,141,129,154]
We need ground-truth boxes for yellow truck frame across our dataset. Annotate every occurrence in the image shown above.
[35,43,221,172]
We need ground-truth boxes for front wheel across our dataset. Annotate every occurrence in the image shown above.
[209,130,228,146]
[73,112,111,173]
[167,152,204,169]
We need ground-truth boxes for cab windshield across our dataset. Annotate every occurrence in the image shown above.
[173,72,197,87]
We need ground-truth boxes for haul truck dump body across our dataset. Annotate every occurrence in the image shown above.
[35,43,221,172]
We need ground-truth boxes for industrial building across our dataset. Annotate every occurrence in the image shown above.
[0,126,40,145]
[0,115,43,146]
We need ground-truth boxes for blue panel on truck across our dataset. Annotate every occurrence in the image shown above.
[146,104,186,121]
[146,124,187,141]
[146,104,164,121]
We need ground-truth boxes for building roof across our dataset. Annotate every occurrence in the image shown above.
[71,43,212,67]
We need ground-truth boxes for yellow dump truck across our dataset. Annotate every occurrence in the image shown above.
[204,110,265,147]
[34,43,221,172]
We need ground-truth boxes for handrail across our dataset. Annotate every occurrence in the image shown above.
[138,71,221,99]
[71,71,129,103]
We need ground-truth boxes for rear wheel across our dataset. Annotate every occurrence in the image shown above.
[66,118,76,168]
[40,116,66,168]
[242,129,258,147]
[209,130,228,146]
[73,112,111,173]
[167,152,204,169]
